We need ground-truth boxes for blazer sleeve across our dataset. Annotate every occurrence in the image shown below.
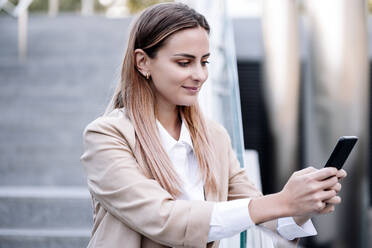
[80,117,214,248]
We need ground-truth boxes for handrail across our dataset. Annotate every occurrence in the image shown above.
[13,0,33,17]
[0,0,34,60]
[0,0,95,61]
[0,0,33,17]
[0,0,16,16]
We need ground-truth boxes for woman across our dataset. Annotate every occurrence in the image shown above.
[81,2,346,247]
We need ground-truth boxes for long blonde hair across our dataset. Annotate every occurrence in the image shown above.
[106,3,217,197]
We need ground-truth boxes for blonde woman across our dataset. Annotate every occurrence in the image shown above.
[81,3,346,247]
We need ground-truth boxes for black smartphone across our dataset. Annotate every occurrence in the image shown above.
[324,136,358,169]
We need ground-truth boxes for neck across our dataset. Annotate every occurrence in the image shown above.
[156,103,181,140]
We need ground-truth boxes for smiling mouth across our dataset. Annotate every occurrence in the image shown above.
[182,86,199,91]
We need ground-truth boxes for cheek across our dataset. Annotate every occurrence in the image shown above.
[151,71,181,98]
[152,63,190,86]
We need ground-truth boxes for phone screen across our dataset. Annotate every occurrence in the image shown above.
[324,136,358,169]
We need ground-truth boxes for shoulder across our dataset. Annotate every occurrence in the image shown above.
[84,108,132,131]
[83,108,135,148]
[204,119,231,144]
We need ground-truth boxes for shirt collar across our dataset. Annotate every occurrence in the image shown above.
[156,119,194,153]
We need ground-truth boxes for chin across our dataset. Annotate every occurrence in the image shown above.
[173,95,199,107]
[178,99,198,107]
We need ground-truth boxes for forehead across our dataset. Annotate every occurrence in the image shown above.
[157,27,210,56]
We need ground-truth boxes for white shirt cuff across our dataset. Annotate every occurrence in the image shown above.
[277,217,317,240]
[208,198,254,242]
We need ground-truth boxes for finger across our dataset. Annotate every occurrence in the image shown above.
[328,183,342,193]
[316,189,337,201]
[324,196,341,205]
[319,204,335,214]
[310,167,338,181]
[314,201,326,212]
[295,166,317,176]
[337,169,347,179]
[317,176,338,190]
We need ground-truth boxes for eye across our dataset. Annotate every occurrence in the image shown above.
[201,60,210,66]
[177,61,190,67]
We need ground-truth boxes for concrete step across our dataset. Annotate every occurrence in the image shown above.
[0,139,88,187]
[0,229,90,248]
[0,147,88,186]
[0,14,131,186]
[0,14,132,59]
[0,187,93,229]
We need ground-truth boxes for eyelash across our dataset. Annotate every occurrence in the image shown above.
[178,61,190,67]
[177,61,210,67]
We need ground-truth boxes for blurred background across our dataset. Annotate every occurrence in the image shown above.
[0,0,370,247]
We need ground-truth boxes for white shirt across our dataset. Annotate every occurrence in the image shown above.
[156,120,317,243]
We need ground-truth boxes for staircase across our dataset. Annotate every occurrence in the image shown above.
[0,13,131,247]
[1,13,371,248]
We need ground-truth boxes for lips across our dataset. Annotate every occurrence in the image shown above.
[182,86,199,91]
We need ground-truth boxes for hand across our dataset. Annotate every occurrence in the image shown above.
[279,166,340,217]
[293,215,311,226]
[248,167,345,225]
[336,169,347,180]
[321,169,347,213]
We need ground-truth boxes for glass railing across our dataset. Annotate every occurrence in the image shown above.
[180,0,308,247]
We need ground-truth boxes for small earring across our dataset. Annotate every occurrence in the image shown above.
[146,73,150,80]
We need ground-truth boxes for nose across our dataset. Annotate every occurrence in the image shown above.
[191,64,208,82]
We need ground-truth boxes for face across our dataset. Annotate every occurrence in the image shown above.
[147,27,210,109]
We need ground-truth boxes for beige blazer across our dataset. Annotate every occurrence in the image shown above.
[81,108,263,248]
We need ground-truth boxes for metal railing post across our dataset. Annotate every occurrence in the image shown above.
[48,0,59,17]
[18,9,28,61]
[81,0,94,16]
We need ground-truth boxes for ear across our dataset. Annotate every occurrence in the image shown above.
[134,48,151,77]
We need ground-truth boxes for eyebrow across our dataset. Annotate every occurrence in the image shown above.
[172,53,210,58]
